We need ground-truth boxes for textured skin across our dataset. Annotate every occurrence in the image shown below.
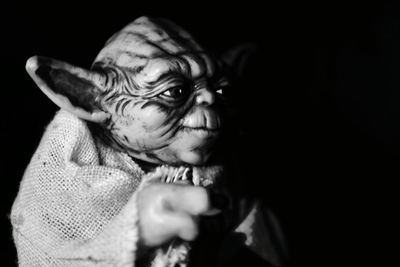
[27,16,231,166]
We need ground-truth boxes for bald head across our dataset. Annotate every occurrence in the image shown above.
[94,17,219,94]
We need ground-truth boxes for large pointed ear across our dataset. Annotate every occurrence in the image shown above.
[221,43,257,78]
[26,56,110,123]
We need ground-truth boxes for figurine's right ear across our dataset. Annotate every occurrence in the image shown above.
[221,43,257,78]
[26,56,110,123]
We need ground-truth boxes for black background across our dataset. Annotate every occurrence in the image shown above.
[0,1,398,266]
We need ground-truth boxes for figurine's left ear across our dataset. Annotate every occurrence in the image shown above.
[26,56,110,123]
[221,43,257,77]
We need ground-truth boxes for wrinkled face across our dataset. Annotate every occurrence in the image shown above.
[96,17,230,165]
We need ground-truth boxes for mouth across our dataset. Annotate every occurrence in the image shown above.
[181,126,220,138]
[180,108,222,135]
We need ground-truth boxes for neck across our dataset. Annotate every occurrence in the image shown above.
[130,157,160,173]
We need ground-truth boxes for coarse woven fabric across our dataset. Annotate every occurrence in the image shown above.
[10,110,288,267]
[11,110,147,266]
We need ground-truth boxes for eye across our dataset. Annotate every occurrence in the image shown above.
[216,88,224,95]
[160,86,191,102]
[215,79,231,97]
[215,84,231,97]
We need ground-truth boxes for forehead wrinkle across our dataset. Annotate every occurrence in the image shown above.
[141,18,205,54]
[124,22,170,45]
[97,33,170,67]
[114,52,148,71]
[180,53,206,79]
[119,36,166,57]
[133,58,189,89]
[200,53,218,77]
[151,18,204,50]
[105,41,171,70]
[104,32,145,53]
[121,21,194,55]
[174,51,220,79]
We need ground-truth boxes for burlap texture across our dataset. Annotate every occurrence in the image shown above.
[11,110,146,266]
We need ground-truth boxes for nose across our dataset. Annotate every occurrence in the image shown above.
[195,87,215,106]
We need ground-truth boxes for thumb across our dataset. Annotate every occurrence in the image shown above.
[166,185,211,216]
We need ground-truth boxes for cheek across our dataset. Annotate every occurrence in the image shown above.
[113,105,180,148]
[138,106,169,131]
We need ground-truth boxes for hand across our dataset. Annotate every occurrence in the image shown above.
[136,172,213,251]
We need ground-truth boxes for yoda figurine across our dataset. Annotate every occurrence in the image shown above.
[11,17,287,267]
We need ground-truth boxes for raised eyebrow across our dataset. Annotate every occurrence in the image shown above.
[145,70,187,87]
[145,65,226,89]
[139,71,191,99]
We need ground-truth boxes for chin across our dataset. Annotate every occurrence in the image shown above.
[178,149,212,166]
[153,133,218,166]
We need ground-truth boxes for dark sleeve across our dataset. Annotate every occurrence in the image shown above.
[217,200,289,267]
